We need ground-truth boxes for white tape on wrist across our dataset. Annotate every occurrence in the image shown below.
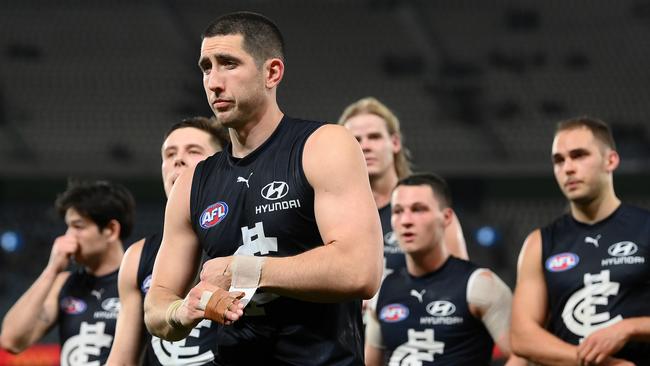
[228,255,265,306]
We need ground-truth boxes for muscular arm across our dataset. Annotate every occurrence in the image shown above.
[106,239,146,365]
[143,169,206,340]
[0,235,77,353]
[445,212,468,260]
[578,316,650,364]
[0,269,68,353]
[510,230,579,365]
[258,125,383,301]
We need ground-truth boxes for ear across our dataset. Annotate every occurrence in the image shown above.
[102,219,122,242]
[264,58,284,89]
[442,207,454,228]
[604,149,620,173]
[390,133,402,154]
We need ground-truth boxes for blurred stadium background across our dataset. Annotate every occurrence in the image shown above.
[1,0,649,363]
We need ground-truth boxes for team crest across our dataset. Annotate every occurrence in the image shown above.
[546,252,579,272]
[380,304,409,323]
[200,201,229,229]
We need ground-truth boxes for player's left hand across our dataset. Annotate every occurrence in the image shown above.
[577,320,631,366]
[200,256,233,290]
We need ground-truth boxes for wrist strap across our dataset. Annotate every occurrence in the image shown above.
[165,299,184,329]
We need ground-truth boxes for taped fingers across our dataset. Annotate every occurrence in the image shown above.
[203,287,245,324]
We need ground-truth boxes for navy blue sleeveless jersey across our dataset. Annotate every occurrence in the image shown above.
[379,204,406,277]
[375,257,493,366]
[542,204,650,363]
[190,116,364,365]
[137,233,218,365]
[58,268,119,366]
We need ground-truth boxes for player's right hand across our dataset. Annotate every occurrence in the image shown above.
[173,282,244,328]
[46,235,78,273]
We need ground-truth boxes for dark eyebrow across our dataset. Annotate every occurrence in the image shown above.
[569,148,589,155]
[198,53,243,70]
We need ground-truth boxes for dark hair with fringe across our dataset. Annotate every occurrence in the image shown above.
[395,172,452,209]
[202,11,285,67]
[164,116,229,151]
[56,180,135,240]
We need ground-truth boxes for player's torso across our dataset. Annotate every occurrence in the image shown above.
[58,269,119,366]
[542,204,650,360]
[376,258,493,366]
[190,117,364,365]
[191,117,322,259]
[138,234,217,366]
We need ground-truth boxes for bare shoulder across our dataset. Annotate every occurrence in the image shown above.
[120,238,146,280]
[305,124,358,152]
[303,124,365,183]
[518,229,542,268]
[123,239,145,265]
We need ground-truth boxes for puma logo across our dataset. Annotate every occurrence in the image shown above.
[237,172,254,188]
[585,234,601,248]
[91,289,103,300]
[410,289,426,303]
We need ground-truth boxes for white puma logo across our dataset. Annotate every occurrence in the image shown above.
[91,289,103,300]
[585,234,601,248]
[237,172,253,188]
[410,289,426,303]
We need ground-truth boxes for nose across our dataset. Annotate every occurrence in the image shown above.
[396,210,414,228]
[359,137,371,152]
[174,152,187,167]
[65,227,77,237]
[563,158,576,175]
[206,69,224,94]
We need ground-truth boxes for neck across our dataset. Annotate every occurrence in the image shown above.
[370,170,399,208]
[85,241,124,276]
[570,187,621,224]
[230,103,284,158]
[405,242,449,277]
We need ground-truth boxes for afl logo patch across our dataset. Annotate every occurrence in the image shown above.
[546,252,579,272]
[200,202,229,229]
[61,297,87,315]
[379,304,409,323]
[141,274,152,293]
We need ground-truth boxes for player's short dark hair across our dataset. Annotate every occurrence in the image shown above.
[164,116,229,151]
[556,116,617,151]
[396,173,452,209]
[202,11,285,66]
[55,180,135,240]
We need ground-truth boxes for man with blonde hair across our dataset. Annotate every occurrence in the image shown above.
[339,97,467,278]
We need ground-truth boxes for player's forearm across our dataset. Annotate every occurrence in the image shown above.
[511,323,578,365]
[0,267,59,352]
[624,317,650,342]
[143,287,192,341]
[106,306,144,364]
[260,240,382,302]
